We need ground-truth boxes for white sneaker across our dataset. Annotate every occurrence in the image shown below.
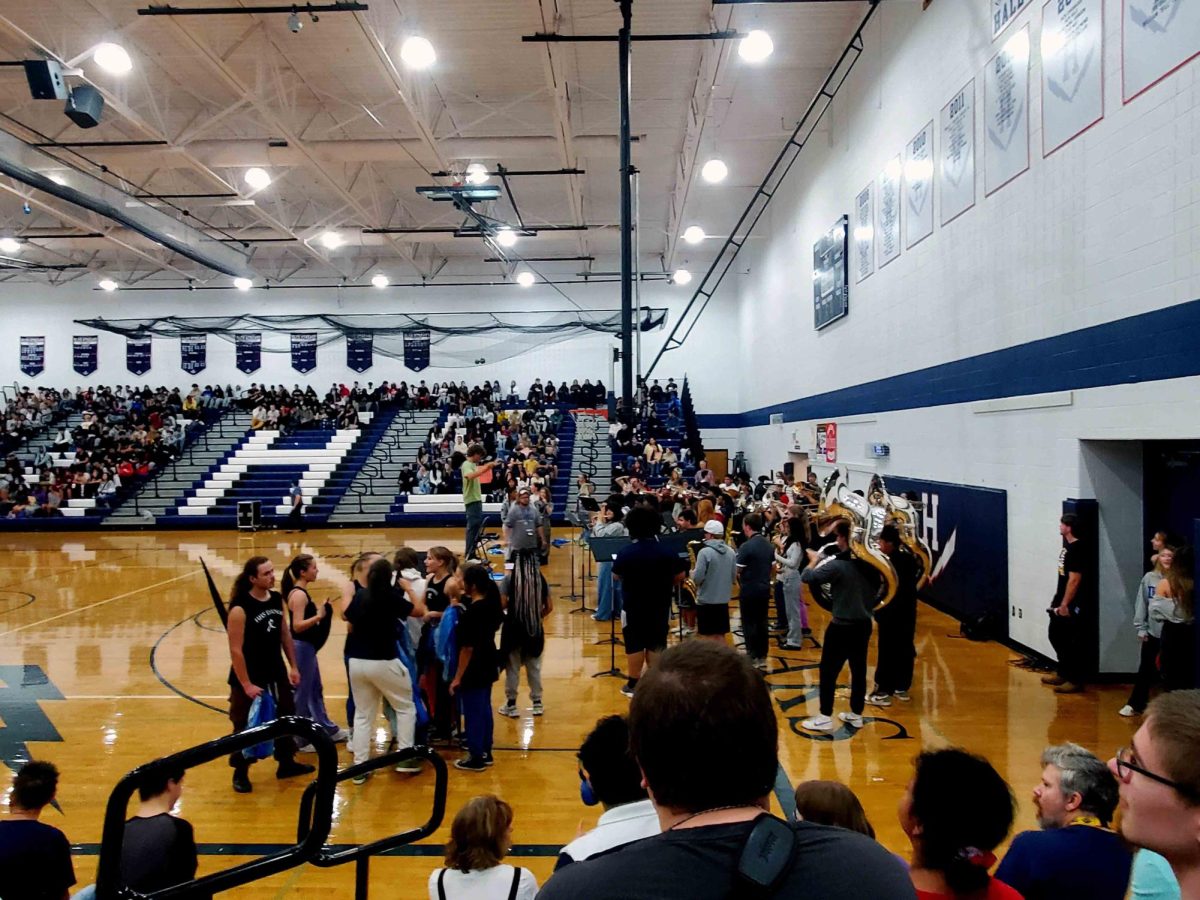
[498,702,520,718]
[1118,704,1140,718]
[296,743,316,754]
[893,690,911,702]
[330,728,350,743]
[866,693,892,708]
[801,715,834,732]
[839,712,864,728]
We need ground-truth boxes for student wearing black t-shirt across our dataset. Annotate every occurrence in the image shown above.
[538,642,914,900]
[450,565,505,771]
[282,554,345,749]
[342,557,427,784]
[226,556,314,794]
[612,506,687,698]
[869,526,922,707]
[1045,515,1088,694]
[420,546,458,741]
[0,761,75,900]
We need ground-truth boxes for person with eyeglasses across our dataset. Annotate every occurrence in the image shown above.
[1109,690,1200,899]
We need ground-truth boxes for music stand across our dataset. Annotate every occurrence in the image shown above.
[563,509,588,602]
[588,536,632,679]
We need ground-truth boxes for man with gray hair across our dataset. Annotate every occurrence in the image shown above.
[995,742,1132,899]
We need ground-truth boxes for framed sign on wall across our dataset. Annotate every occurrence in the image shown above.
[813,215,850,331]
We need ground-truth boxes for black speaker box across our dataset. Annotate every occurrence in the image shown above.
[64,85,104,128]
[24,59,67,100]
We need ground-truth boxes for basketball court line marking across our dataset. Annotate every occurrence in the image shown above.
[0,570,201,638]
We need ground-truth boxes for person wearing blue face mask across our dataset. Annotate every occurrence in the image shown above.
[555,716,660,870]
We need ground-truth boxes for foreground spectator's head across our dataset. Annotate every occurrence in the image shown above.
[137,764,186,805]
[10,760,59,813]
[444,795,514,873]
[629,642,776,814]
[1034,743,1119,829]
[792,780,876,839]
[1111,691,1200,872]
[899,749,1015,895]
[578,716,646,810]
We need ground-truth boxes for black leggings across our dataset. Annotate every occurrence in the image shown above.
[1126,634,1161,712]
[820,620,872,716]
[1161,621,1197,692]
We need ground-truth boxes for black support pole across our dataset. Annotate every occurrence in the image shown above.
[618,0,634,419]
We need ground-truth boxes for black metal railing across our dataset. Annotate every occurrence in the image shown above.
[95,717,338,900]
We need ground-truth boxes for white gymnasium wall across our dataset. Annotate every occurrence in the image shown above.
[717,0,1200,660]
[1,280,742,409]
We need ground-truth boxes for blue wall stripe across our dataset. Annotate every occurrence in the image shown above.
[698,298,1200,429]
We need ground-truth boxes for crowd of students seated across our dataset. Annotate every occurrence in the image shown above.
[6,645,1196,900]
[1,387,64,454]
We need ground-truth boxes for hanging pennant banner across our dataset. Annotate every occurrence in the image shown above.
[20,336,45,377]
[291,331,318,374]
[940,79,977,225]
[853,184,874,283]
[236,333,261,374]
[346,333,373,373]
[876,156,902,269]
[181,335,207,375]
[403,329,431,372]
[904,121,935,248]
[984,26,1031,195]
[126,336,152,376]
[73,335,98,377]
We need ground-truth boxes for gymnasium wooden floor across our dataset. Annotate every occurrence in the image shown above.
[0,528,1137,898]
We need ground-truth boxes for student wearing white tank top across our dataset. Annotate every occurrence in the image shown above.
[428,796,537,900]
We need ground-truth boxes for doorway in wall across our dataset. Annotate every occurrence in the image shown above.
[1144,441,1200,552]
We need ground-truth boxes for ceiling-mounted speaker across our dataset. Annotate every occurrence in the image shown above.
[24,59,68,100]
[64,85,104,128]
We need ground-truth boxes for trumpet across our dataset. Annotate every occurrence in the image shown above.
[679,539,703,608]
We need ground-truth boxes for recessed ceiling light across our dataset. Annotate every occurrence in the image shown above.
[0,238,20,254]
[233,277,253,291]
[738,30,774,64]
[319,230,343,250]
[516,271,535,287]
[701,159,728,184]
[682,225,706,245]
[400,36,436,70]
[465,163,490,185]
[244,167,271,191]
[98,278,118,292]
[496,227,518,248]
[672,268,692,286]
[371,273,389,289]
[93,42,133,75]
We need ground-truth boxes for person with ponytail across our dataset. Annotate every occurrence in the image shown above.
[226,555,314,794]
[450,565,504,771]
[283,554,347,749]
[899,748,1021,899]
[498,549,552,719]
[342,556,427,783]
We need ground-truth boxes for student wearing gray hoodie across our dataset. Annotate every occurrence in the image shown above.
[692,519,737,641]
[1121,553,1168,718]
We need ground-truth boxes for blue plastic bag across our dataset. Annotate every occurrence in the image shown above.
[241,690,277,760]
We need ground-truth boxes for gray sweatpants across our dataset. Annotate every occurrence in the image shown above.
[504,648,543,704]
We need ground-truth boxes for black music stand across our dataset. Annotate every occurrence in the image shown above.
[563,508,588,602]
[588,536,631,678]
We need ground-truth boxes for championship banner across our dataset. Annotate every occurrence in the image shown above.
[984,26,1031,195]
[883,476,1010,638]
[1122,0,1200,102]
[19,336,44,377]
[291,332,318,374]
[126,336,152,376]
[73,335,98,377]
[1041,0,1103,155]
[994,0,1033,38]
[403,329,431,372]
[346,333,373,373]
[876,156,902,269]
[853,184,874,283]
[181,335,207,375]
[904,121,935,248]
[940,80,976,225]
[235,333,261,374]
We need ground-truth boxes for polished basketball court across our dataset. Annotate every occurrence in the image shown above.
[0,527,1136,897]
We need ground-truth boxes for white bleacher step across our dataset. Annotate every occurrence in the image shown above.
[402,497,503,515]
[59,507,87,517]
[64,498,97,509]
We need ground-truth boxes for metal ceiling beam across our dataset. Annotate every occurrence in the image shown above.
[522,31,744,42]
[646,0,881,376]
[153,15,433,277]
[664,5,733,270]
[138,3,367,14]
[533,0,590,267]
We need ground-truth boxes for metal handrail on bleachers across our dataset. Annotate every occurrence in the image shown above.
[95,716,338,900]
